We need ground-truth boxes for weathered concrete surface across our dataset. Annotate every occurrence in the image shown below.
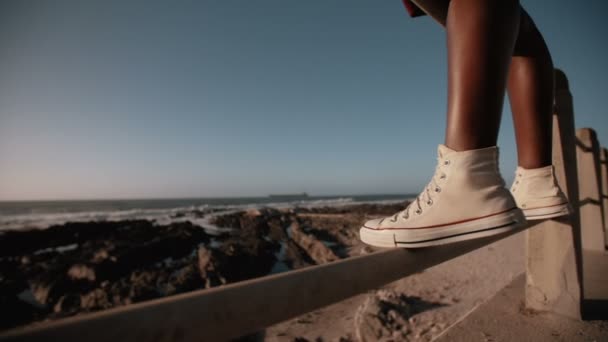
[436,275,608,342]
[267,230,526,341]
[576,128,605,252]
[600,148,608,249]
[582,250,608,320]
[525,71,582,320]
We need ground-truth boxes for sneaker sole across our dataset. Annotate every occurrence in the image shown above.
[359,208,526,248]
[522,203,571,220]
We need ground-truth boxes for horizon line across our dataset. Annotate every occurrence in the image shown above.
[0,193,414,203]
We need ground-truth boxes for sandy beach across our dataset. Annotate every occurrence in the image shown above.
[266,221,524,341]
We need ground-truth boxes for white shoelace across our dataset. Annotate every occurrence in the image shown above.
[389,156,450,222]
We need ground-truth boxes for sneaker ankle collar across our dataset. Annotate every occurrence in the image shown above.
[516,165,553,177]
[438,144,498,159]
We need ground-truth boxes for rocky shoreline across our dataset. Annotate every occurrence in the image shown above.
[0,202,407,331]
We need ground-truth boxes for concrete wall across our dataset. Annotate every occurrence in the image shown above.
[576,128,605,252]
[600,148,608,249]
[525,69,582,320]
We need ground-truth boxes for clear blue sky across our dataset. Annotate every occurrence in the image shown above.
[1,0,607,200]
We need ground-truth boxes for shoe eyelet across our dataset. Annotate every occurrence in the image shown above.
[390,217,397,222]
[415,209,422,215]
[440,174,446,179]
[515,181,519,185]
[435,187,441,193]
[427,200,433,205]
[444,160,450,166]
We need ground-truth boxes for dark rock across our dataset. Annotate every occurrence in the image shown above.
[53,293,81,314]
[0,220,145,258]
[267,216,290,241]
[0,202,407,330]
[29,275,72,306]
[92,249,113,263]
[0,296,44,330]
[80,288,112,311]
[210,208,282,237]
[290,223,338,265]
[294,202,408,216]
[197,247,226,288]
[128,270,160,302]
[212,237,278,283]
[67,264,96,282]
[284,240,314,269]
[165,264,201,295]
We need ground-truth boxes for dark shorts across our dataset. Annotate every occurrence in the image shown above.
[402,0,427,17]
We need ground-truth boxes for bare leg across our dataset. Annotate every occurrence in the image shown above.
[444,0,520,151]
[411,0,554,164]
[359,1,563,247]
[507,10,554,169]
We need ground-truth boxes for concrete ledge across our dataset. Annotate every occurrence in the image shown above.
[436,274,608,341]
[582,250,608,320]
[576,128,605,252]
[600,148,608,249]
[525,75,583,319]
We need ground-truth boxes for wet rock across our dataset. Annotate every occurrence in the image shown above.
[80,288,112,311]
[0,221,145,258]
[212,237,278,283]
[290,223,338,264]
[92,249,113,263]
[29,275,69,306]
[67,264,96,282]
[284,240,314,269]
[0,219,216,326]
[197,247,226,288]
[166,264,201,294]
[245,208,263,217]
[0,202,409,330]
[294,202,408,216]
[211,208,282,236]
[53,293,81,314]
[30,282,51,305]
[128,270,159,302]
[267,217,289,241]
[197,247,212,275]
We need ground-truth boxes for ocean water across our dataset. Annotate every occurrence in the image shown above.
[0,194,411,231]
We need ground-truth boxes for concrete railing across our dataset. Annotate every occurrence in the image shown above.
[525,69,607,321]
[1,69,606,341]
[601,148,608,248]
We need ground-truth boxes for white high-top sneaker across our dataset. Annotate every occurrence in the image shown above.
[510,165,571,220]
[360,145,526,248]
